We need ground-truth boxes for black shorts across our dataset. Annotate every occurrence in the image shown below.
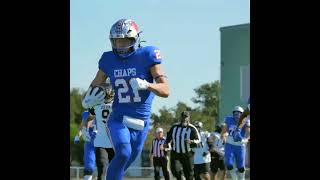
[194,163,210,175]
[210,157,225,173]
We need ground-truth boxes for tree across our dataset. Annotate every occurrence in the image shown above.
[70,88,85,124]
[172,101,191,122]
[191,80,220,131]
[70,88,86,165]
[157,106,175,126]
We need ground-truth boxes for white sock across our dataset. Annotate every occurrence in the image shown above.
[84,175,93,180]
[229,169,238,180]
[238,172,245,180]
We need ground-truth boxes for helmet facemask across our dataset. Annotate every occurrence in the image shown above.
[233,111,242,121]
[110,37,139,58]
[232,106,244,121]
[194,121,203,131]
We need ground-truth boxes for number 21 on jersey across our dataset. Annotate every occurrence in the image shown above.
[115,78,141,103]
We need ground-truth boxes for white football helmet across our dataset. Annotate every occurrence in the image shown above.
[233,106,244,113]
[109,19,141,58]
[232,106,244,121]
[194,121,203,129]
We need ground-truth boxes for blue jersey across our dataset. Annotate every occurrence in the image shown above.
[99,46,162,120]
[225,116,249,137]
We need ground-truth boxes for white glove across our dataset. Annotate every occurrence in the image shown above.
[82,86,105,109]
[129,78,149,90]
[81,128,91,142]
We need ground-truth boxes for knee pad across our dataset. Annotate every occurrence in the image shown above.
[84,169,94,175]
[238,167,245,173]
[227,166,234,171]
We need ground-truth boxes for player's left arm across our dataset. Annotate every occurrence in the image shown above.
[237,107,250,128]
[238,126,251,144]
[245,126,250,141]
[148,64,170,98]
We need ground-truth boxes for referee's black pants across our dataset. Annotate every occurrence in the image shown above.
[153,156,170,180]
[170,151,194,180]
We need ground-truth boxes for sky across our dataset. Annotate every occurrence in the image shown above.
[70,0,250,114]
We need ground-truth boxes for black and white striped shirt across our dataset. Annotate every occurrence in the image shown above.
[151,137,167,157]
[165,123,201,154]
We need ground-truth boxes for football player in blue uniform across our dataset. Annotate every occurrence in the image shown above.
[233,97,250,142]
[82,19,169,180]
[221,106,250,180]
[74,111,96,180]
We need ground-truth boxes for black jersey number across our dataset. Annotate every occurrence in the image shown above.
[102,109,110,120]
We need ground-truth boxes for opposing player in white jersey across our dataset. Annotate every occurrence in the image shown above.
[192,121,211,180]
[209,124,226,180]
[87,80,115,180]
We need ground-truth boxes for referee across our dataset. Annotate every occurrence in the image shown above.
[163,111,200,180]
[151,127,170,180]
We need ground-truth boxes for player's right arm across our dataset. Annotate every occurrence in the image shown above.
[82,69,108,109]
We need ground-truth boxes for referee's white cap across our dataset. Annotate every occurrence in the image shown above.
[156,127,163,133]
